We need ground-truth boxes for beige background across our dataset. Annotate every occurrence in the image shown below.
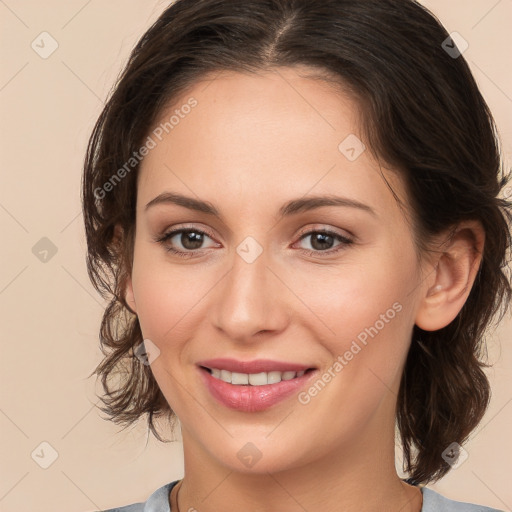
[1,1,511,511]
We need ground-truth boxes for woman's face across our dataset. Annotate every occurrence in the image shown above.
[126,66,429,474]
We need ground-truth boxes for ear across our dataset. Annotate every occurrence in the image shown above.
[114,223,137,314]
[124,274,137,314]
[415,220,485,331]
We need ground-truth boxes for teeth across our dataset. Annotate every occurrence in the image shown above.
[250,372,270,385]
[232,372,249,385]
[209,368,306,386]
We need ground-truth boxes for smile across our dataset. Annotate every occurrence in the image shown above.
[204,367,313,386]
[198,363,319,412]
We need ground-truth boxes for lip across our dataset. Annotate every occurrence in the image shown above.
[196,358,315,374]
[198,365,319,412]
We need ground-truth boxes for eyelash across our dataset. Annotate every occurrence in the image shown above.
[154,225,354,259]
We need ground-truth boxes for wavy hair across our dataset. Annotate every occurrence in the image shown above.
[82,0,512,483]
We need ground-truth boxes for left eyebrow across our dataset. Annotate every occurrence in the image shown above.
[278,194,377,218]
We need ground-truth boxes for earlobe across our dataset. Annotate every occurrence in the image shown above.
[415,221,484,332]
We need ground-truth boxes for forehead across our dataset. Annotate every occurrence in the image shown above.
[136,67,407,224]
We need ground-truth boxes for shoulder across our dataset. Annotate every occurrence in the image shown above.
[101,481,505,512]
[421,487,505,512]
[101,479,180,512]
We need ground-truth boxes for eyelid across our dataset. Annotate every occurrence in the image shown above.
[155,224,219,245]
[154,223,355,258]
[295,224,355,241]
[158,223,217,239]
[292,227,354,254]
[156,223,352,243]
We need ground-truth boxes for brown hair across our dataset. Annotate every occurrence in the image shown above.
[82,0,512,483]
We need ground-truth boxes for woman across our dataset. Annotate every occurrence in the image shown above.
[82,0,511,510]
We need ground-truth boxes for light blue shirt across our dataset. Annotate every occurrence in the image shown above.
[101,480,504,511]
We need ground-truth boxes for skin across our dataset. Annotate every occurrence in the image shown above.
[123,66,484,512]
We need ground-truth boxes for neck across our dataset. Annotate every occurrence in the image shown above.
[176,416,422,512]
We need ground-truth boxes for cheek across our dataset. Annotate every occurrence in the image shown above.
[130,257,212,414]
[290,248,417,386]
[131,249,221,347]
[291,252,413,339]
[133,271,197,340]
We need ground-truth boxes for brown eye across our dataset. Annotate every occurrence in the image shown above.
[174,230,206,250]
[154,227,218,258]
[296,229,353,256]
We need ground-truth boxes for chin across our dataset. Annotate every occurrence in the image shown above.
[205,436,313,475]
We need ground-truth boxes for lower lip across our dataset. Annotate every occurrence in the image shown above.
[199,366,318,412]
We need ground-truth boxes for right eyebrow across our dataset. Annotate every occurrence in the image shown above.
[145,192,219,215]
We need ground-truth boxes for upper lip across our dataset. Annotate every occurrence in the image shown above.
[197,358,315,374]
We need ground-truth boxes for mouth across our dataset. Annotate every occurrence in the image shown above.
[197,359,319,412]
[199,366,317,386]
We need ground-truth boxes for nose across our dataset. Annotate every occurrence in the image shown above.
[210,241,290,343]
